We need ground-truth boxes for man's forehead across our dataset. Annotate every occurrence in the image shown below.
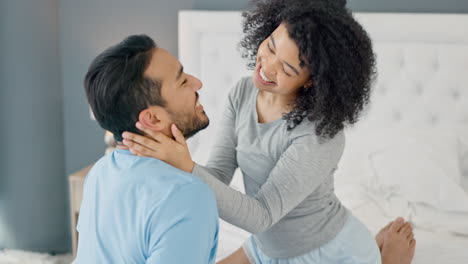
[144,48,180,81]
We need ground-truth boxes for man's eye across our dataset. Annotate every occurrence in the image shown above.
[283,68,291,77]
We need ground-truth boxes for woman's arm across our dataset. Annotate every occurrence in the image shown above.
[193,133,345,233]
[195,90,239,185]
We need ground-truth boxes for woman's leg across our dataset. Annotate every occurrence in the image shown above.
[217,247,251,264]
[218,218,416,264]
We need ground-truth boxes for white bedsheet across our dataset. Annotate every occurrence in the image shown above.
[215,178,468,263]
[336,182,468,264]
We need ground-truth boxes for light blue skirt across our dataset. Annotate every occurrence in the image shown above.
[243,214,381,264]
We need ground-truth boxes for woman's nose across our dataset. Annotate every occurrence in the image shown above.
[261,60,276,76]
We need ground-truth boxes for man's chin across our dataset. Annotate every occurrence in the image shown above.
[184,118,209,139]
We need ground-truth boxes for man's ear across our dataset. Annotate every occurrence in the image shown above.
[138,106,168,132]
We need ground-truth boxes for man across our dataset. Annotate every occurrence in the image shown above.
[76,34,218,263]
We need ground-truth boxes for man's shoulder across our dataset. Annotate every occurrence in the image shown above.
[165,179,217,211]
[90,150,206,195]
[135,156,203,186]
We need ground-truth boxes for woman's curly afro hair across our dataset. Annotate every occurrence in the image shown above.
[240,0,376,139]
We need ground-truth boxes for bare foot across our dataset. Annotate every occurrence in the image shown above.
[375,220,394,251]
[381,218,416,264]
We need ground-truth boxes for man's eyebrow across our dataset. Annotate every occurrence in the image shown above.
[176,65,183,81]
[284,61,300,76]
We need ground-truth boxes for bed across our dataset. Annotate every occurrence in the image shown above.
[179,11,468,263]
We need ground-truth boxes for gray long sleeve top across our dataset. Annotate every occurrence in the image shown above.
[192,77,349,258]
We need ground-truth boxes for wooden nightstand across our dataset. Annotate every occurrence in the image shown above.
[68,164,93,257]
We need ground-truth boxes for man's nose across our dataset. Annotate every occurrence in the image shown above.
[191,75,203,92]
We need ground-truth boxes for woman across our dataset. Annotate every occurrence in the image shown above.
[122,0,416,263]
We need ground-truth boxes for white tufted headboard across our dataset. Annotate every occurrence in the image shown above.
[178,11,468,167]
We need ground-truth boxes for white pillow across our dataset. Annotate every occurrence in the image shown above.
[337,127,462,185]
[369,131,468,212]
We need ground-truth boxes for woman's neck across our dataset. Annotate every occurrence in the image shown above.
[258,90,296,112]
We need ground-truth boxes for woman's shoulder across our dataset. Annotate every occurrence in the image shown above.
[229,76,255,99]
[236,76,255,90]
[288,119,345,147]
[226,76,255,110]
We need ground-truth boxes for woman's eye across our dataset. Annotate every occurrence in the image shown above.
[282,67,292,77]
[267,43,274,54]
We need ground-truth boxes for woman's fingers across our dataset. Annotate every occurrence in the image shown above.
[121,123,193,170]
[134,122,171,144]
[123,138,162,159]
[171,124,187,146]
[128,146,142,156]
[122,131,161,152]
